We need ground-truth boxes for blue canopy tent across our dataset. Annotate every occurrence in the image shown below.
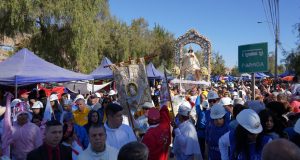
[264,72,273,77]
[279,70,295,78]
[0,48,93,96]
[255,72,269,79]
[90,57,113,80]
[146,62,164,80]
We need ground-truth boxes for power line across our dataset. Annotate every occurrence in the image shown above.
[261,0,275,39]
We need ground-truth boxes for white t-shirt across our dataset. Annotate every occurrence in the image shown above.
[104,123,137,150]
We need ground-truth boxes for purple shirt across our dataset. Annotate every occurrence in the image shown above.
[11,121,43,160]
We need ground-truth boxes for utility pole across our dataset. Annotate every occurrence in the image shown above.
[274,23,279,89]
[274,0,280,90]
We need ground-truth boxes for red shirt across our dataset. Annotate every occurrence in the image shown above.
[142,106,171,160]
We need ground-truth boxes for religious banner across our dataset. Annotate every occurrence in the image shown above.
[111,58,152,113]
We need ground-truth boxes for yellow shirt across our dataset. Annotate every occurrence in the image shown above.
[73,107,90,126]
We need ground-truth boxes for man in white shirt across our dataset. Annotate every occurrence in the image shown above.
[104,103,137,150]
[78,124,118,160]
[172,101,202,160]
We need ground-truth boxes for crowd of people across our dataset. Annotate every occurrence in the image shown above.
[0,75,299,160]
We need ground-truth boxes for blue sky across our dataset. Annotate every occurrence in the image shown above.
[109,0,300,68]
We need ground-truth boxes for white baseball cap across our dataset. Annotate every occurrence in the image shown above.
[108,90,117,96]
[141,101,155,109]
[178,101,191,116]
[32,101,43,109]
[49,94,58,101]
[210,104,226,119]
[219,97,233,106]
[74,94,84,103]
[294,118,300,134]
[236,109,263,134]
[207,91,219,100]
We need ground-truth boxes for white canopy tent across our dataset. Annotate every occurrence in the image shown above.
[170,79,210,86]
[64,81,112,94]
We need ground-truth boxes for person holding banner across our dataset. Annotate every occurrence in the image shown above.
[141,105,171,160]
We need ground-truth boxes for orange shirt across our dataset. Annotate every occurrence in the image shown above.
[73,107,90,126]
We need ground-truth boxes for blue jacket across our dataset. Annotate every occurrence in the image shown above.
[205,122,229,160]
[284,127,297,140]
[229,130,271,160]
[195,101,207,138]
[74,124,89,149]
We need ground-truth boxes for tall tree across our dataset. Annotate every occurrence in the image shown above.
[283,21,300,75]
[268,52,285,74]
[211,52,226,75]
[150,24,175,68]
[0,0,109,73]
[231,65,240,76]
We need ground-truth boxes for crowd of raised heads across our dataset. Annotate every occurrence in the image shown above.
[0,75,299,160]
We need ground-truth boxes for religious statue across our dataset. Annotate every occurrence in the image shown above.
[181,46,202,80]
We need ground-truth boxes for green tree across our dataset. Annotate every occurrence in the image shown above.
[150,24,175,68]
[211,52,226,75]
[283,21,300,75]
[0,0,109,73]
[268,52,285,75]
[0,0,183,74]
[231,65,240,76]
[284,50,300,75]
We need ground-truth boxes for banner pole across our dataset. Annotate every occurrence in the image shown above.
[164,66,175,119]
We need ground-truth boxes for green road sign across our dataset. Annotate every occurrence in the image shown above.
[238,42,268,73]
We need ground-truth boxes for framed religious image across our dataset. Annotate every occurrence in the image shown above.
[126,82,138,97]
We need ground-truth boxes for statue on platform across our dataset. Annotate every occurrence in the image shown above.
[181,46,201,80]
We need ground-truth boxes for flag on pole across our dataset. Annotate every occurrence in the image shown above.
[2,93,13,157]
[43,98,53,121]
[160,66,175,118]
